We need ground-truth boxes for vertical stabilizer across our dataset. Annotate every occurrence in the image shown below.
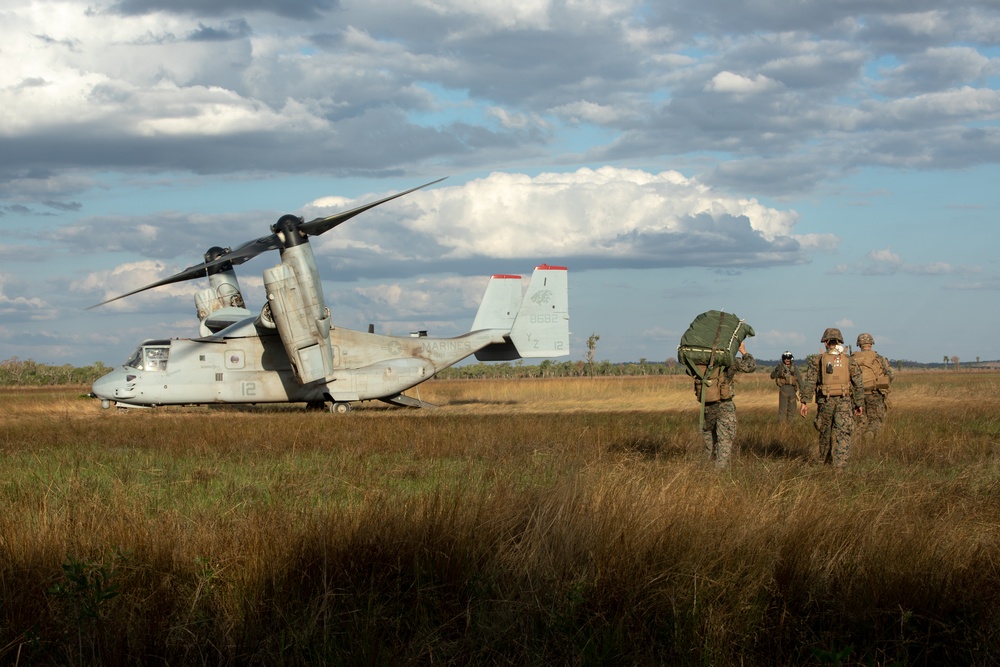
[509,264,569,358]
[471,274,522,331]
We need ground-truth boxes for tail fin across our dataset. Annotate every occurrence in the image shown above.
[474,264,569,361]
[509,264,569,357]
[471,274,522,331]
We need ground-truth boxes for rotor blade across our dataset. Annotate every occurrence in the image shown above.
[207,232,282,268]
[87,178,446,309]
[298,177,446,237]
[86,260,213,309]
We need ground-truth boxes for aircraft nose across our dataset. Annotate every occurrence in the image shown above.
[91,368,137,401]
[91,371,116,399]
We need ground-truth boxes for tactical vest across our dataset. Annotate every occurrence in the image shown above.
[774,366,798,387]
[852,350,890,392]
[693,364,733,403]
[817,352,850,397]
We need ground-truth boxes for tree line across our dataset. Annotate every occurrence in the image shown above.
[0,356,685,386]
[0,357,113,387]
[435,358,685,380]
[0,355,984,387]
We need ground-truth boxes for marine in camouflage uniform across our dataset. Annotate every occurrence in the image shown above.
[799,328,864,468]
[851,333,895,439]
[698,342,756,468]
[770,351,802,422]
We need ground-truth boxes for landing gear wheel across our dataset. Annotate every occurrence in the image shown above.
[330,402,352,414]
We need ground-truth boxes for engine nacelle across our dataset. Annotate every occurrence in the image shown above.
[195,282,245,320]
[194,249,247,321]
[263,252,333,384]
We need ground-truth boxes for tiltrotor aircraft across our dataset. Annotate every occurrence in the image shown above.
[90,179,569,412]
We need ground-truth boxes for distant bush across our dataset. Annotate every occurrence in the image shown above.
[436,358,686,379]
[0,357,112,387]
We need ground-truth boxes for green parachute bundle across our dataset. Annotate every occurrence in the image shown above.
[677,310,755,428]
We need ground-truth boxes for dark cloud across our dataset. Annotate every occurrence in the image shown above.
[111,0,338,21]
[704,157,842,197]
[6,1,1000,203]
[42,200,83,212]
[17,77,48,89]
[645,0,945,37]
[0,110,532,177]
[187,20,253,42]
[874,46,998,96]
[45,211,273,261]
[437,29,645,108]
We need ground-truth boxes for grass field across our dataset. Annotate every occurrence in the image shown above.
[1,371,998,665]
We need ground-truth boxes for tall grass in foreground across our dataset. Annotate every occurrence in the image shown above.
[0,373,998,665]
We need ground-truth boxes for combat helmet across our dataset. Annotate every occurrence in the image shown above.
[857,333,874,347]
[781,351,794,361]
[820,327,843,344]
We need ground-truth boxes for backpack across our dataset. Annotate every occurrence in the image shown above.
[677,310,755,427]
[693,365,733,403]
[852,350,890,392]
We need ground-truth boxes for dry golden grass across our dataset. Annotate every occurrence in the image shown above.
[0,371,998,665]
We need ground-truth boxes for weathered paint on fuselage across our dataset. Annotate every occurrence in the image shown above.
[92,320,509,408]
[91,331,316,406]
[326,326,507,401]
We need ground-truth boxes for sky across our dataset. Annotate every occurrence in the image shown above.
[2,0,999,368]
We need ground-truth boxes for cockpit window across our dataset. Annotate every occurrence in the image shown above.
[125,347,143,369]
[143,346,170,372]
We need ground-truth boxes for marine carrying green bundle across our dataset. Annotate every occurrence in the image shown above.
[678,310,755,373]
[677,310,755,427]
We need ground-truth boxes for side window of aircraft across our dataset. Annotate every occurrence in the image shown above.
[143,346,170,372]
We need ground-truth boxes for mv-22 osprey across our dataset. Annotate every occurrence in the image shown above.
[90,179,569,412]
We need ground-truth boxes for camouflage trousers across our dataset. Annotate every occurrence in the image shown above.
[857,392,888,438]
[777,385,799,422]
[702,399,738,468]
[814,396,854,467]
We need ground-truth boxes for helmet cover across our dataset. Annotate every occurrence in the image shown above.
[821,327,844,344]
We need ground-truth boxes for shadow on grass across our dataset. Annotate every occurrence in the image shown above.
[741,426,814,462]
[608,436,689,460]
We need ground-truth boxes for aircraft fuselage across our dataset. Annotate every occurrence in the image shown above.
[91,321,508,408]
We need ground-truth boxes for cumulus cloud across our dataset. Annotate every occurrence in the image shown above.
[0,273,55,321]
[53,168,813,325]
[704,71,781,94]
[71,260,209,309]
[300,167,812,276]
